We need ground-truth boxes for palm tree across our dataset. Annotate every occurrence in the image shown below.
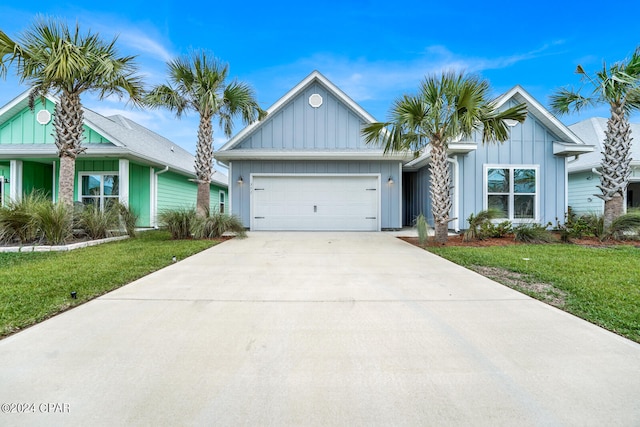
[550,48,640,229]
[0,17,144,207]
[363,72,527,243]
[146,51,266,217]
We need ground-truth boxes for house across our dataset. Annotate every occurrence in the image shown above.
[0,91,228,227]
[567,118,640,215]
[215,71,593,231]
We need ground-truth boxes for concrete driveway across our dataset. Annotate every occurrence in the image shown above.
[1,232,639,426]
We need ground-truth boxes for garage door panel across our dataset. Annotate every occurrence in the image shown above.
[252,176,379,231]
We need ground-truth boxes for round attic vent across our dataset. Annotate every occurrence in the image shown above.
[309,93,323,108]
[36,110,51,125]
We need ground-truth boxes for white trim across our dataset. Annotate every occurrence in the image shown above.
[215,150,411,162]
[448,156,460,232]
[77,171,119,210]
[249,173,381,231]
[51,161,57,203]
[483,164,540,223]
[9,160,22,202]
[219,189,226,214]
[151,166,169,228]
[118,159,129,207]
[228,162,234,218]
[0,175,5,207]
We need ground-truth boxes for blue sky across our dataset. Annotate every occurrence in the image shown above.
[1,1,640,155]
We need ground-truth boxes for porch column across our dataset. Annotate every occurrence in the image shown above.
[9,160,23,202]
[118,159,129,207]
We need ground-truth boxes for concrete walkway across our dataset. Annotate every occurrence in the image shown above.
[1,232,639,426]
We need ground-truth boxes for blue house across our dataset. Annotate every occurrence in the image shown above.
[215,71,593,231]
[567,118,640,215]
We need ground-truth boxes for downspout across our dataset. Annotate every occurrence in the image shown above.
[447,156,460,232]
[152,166,170,228]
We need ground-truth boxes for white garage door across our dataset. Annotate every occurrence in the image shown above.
[251,175,379,231]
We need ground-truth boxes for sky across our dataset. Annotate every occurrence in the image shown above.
[1,1,640,157]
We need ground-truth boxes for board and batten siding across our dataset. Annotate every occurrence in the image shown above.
[456,100,567,229]
[235,82,377,152]
[128,163,152,227]
[230,160,402,229]
[0,98,109,145]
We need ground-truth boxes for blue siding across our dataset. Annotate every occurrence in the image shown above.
[236,82,377,151]
[230,160,402,229]
[568,171,604,214]
[455,106,568,229]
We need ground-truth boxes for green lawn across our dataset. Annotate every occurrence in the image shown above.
[0,231,220,338]
[427,244,640,343]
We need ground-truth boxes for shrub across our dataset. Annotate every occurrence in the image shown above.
[158,208,197,239]
[0,190,49,244]
[192,212,246,239]
[606,211,640,240]
[556,208,603,241]
[479,220,512,238]
[76,204,120,240]
[513,222,557,244]
[463,208,503,242]
[115,202,138,237]
[33,201,73,245]
[416,213,429,246]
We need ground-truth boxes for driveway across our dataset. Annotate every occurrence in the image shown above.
[1,232,639,426]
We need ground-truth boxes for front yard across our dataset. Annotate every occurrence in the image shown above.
[427,244,640,343]
[0,230,220,338]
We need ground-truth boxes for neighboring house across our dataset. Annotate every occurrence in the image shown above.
[0,91,228,227]
[215,71,593,231]
[567,118,640,215]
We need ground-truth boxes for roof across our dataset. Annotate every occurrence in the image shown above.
[215,70,411,163]
[568,117,640,173]
[0,90,228,187]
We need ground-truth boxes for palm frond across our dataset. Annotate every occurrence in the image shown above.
[549,88,594,115]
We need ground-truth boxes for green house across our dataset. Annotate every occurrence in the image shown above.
[0,91,228,227]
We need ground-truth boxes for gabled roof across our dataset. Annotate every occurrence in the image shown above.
[568,117,640,173]
[0,90,228,187]
[218,70,378,154]
[402,85,594,170]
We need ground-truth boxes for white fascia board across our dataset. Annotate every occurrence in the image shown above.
[494,86,585,146]
[448,142,478,154]
[214,150,411,162]
[218,71,378,153]
[553,142,595,156]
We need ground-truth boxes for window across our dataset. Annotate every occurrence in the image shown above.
[80,173,119,210]
[485,166,537,221]
[219,190,225,214]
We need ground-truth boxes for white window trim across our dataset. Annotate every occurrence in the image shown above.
[78,171,120,210]
[483,164,540,223]
[219,190,226,214]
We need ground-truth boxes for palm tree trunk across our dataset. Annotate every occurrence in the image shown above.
[429,140,452,243]
[599,103,632,229]
[53,91,85,207]
[195,113,213,217]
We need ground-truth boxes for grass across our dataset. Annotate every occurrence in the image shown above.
[0,230,220,338]
[427,244,640,343]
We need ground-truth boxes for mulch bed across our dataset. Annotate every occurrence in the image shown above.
[399,234,640,248]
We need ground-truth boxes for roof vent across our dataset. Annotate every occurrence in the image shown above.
[36,110,51,125]
[309,93,323,108]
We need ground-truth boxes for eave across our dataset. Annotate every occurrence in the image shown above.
[214,150,412,163]
[553,142,595,157]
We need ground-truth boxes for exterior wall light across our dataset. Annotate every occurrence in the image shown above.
[388,176,394,184]
[237,176,244,184]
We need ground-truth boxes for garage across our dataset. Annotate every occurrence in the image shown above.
[251,175,380,231]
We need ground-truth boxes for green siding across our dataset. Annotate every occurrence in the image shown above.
[22,161,53,198]
[0,98,109,145]
[0,162,8,205]
[129,163,151,227]
[157,171,197,212]
[568,171,604,214]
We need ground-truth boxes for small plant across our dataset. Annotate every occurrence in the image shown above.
[158,207,197,239]
[33,201,73,245]
[513,222,557,244]
[556,208,603,241]
[416,213,429,246]
[192,212,246,239]
[605,210,640,240]
[463,208,502,242]
[479,220,512,238]
[115,202,139,237]
[76,204,119,240]
[0,190,49,244]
